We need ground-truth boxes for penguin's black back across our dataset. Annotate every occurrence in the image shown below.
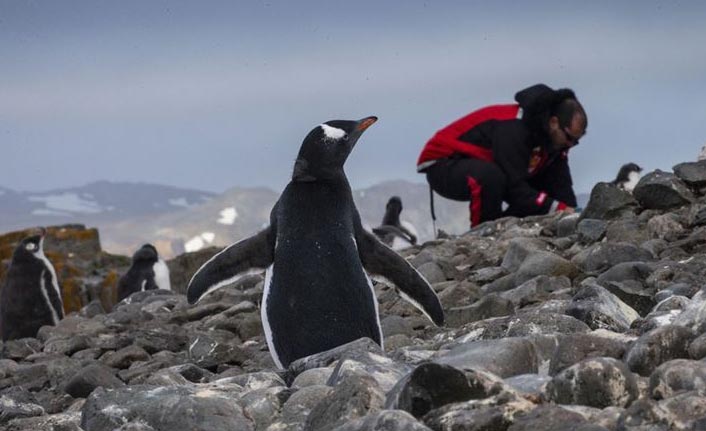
[1,253,60,341]
[117,245,159,302]
[266,178,380,367]
[381,196,403,227]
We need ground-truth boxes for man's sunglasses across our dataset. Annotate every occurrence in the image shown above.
[562,128,581,145]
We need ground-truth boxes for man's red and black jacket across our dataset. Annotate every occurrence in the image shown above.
[417,103,577,215]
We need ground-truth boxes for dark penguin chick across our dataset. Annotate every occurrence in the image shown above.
[117,244,171,302]
[372,196,417,248]
[0,228,64,341]
[611,162,642,193]
[187,116,444,369]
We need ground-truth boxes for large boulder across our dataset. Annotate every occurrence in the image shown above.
[580,182,638,220]
[624,325,696,376]
[633,169,694,210]
[434,337,538,378]
[565,283,640,332]
[673,160,706,187]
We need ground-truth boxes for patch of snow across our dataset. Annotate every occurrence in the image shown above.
[168,197,190,207]
[184,232,216,252]
[28,193,103,214]
[218,207,238,225]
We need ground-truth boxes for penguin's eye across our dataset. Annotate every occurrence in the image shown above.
[25,243,37,251]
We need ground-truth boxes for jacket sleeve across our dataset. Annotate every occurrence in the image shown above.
[537,151,577,208]
[491,124,555,216]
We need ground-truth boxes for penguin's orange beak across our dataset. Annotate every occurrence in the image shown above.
[356,116,377,132]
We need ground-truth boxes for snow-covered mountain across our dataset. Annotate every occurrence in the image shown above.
[0,180,590,258]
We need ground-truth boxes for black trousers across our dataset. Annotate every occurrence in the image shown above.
[425,158,507,227]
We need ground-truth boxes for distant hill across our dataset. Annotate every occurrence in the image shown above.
[0,180,589,258]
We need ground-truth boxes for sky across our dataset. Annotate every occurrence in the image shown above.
[2,0,706,195]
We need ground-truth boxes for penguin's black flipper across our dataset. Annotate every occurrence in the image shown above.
[356,229,444,326]
[186,228,275,304]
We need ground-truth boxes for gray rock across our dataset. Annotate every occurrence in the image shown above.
[655,390,706,430]
[557,213,581,237]
[291,368,334,388]
[566,283,640,332]
[633,169,694,210]
[43,335,91,356]
[100,344,151,369]
[445,294,515,328]
[499,275,571,309]
[304,375,385,431]
[0,394,45,424]
[549,331,634,376]
[671,298,706,334]
[501,238,550,272]
[615,398,671,431]
[673,160,706,186]
[514,252,578,285]
[331,410,431,431]
[435,337,538,378]
[572,242,654,274]
[451,312,589,343]
[272,385,332,430]
[239,386,293,430]
[80,384,252,431]
[5,411,82,431]
[625,324,696,376]
[507,405,602,431]
[596,262,654,286]
[605,219,649,245]
[548,357,638,408]
[326,356,411,393]
[1,338,43,361]
[688,332,706,359]
[648,359,706,400]
[187,330,246,370]
[647,213,685,240]
[580,182,638,221]
[63,364,125,398]
[288,338,384,378]
[503,374,551,397]
[385,363,485,418]
[416,262,446,284]
[577,219,608,243]
[422,391,534,431]
[381,316,415,338]
[603,281,656,317]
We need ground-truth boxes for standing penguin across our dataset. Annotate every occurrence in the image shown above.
[117,244,171,302]
[0,228,64,341]
[372,196,418,249]
[611,162,642,193]
[187,117,444,368]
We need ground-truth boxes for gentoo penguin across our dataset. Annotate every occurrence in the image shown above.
[117,244,171,302]
[611,163,642,193]
[0,228,64,341]
[187,116,444,368]
[372,196,418,249]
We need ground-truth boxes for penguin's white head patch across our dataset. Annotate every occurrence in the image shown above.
[25,242,37,252]
[320,124,346,141]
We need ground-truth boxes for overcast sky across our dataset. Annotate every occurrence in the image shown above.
[2,0,705,194]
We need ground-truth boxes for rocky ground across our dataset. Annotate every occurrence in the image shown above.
[3,161,706,430]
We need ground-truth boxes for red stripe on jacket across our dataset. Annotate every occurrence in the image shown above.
[417,104,520,170]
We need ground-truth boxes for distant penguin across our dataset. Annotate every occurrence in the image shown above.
[187,116,444,368]
[117,244,171,302]
[611,163,642,193]
[0,228,64,341]
[699,144,706,162]
[372,196,418,250]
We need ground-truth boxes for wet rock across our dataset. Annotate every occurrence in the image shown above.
[304,375,385,431]
[633,169,694,210]
[580,182,638,221]
[566,283,640,332]
[81,384,252,431]
[548,357,638,408]
[445,294,515,328]
[385,363,484,418]
[625,325,696,376]
[63,364,125,398]
[331,410,431,431]
[572,243,654,274]
[549,331,634,376]
[648,359,706,400]
[435,337,538,378]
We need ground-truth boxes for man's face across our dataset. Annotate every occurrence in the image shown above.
[549,113,586,151]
